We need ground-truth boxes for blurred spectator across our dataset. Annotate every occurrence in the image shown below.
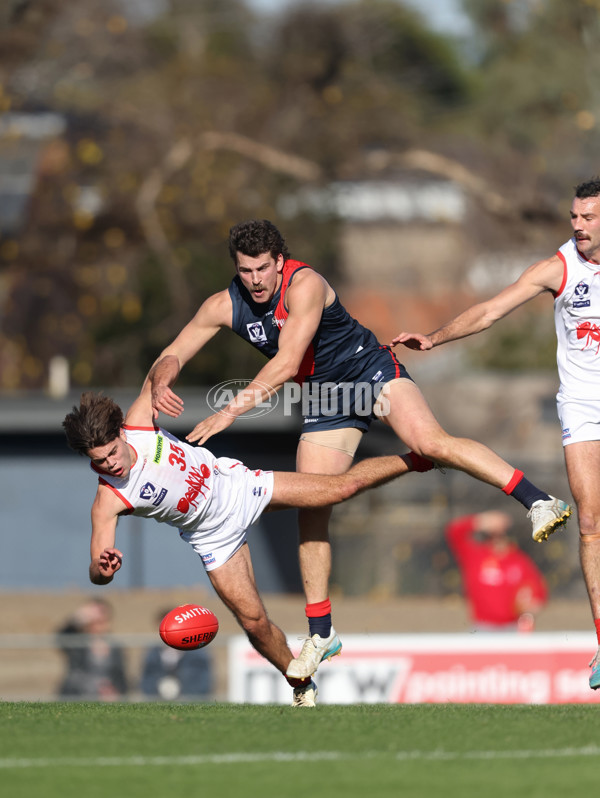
[56,598,128,700]
[141,610,214,701]
[445,511,548,632]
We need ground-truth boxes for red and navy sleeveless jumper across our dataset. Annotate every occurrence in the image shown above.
[228,259,408,430]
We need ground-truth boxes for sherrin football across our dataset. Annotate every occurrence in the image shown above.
[159,604,219,651]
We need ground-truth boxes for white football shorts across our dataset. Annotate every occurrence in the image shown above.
[179,458,274,571]
[557,394,600,446]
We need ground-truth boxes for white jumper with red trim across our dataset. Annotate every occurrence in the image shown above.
[93,424,246,535]
[555,237,600,400]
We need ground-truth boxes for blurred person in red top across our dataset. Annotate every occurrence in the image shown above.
[445,511,548,632]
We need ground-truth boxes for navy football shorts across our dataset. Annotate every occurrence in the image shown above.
[299,345,412,433]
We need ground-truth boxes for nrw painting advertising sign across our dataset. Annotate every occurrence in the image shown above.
[228,633,600,705]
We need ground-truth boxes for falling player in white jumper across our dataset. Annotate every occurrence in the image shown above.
[63,380,414,707]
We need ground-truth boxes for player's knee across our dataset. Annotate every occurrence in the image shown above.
[415,438,451,463]
[578,509,600,540]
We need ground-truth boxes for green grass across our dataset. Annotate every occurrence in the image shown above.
[1,702,599,798]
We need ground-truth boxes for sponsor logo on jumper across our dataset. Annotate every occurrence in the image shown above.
[176,463,211,514]
[139,482,168,506]
[272,315,285,329]
[246,321,268,344]
[153,434,163,464]
[576,320,600,354]
[573,280,591,308]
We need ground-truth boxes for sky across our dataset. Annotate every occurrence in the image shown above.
[245,0,473,37]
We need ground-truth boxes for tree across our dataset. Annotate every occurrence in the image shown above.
[0,0,473,390]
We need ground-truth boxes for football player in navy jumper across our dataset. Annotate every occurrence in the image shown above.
[147,219,571,682]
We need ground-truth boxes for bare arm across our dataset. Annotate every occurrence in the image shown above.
[186,269,329,444]
[146,290,233,418]
[89,486,128,585]
[392,254,564,351]
[124,375,156,427]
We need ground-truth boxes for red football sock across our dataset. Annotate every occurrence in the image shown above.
[406,451,434,473]
[305,599,332,618]
[502,469,549,509]
[502,469,524,495]
[286,675,311,688]
[594,619,600,645]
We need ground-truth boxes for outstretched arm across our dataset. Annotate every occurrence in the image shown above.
[89,486,127,585]
[392,254,564,350]
[124,373,158,427]
[146,290,232,419]
[186,269,329,444]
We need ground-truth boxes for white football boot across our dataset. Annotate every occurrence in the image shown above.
[292,679,318,708]
[286,628,342,680]
[528,496,572,542]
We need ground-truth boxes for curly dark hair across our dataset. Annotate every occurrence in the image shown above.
[63,392,124,455]
[228,219,290,264]
[574,178,600,199]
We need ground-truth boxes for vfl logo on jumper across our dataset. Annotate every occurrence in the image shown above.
[153,434,164,464]
[576,321,600,354]
[573,281,591,308]
[177,464,211,514]
[246,321,268,344]
[206,379,279,418]
[139,482,168,506]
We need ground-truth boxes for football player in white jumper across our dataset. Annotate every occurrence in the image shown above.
[393,177,600,689]
[63,379,413,707]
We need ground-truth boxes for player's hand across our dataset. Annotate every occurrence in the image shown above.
[151,385,185,419]
[98,547,123,577]
[186,411,235,445]
[390,332,433,351]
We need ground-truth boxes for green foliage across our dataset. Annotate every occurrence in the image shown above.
[459,0,600,171]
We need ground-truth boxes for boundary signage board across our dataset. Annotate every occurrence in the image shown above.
[228,633,600,704]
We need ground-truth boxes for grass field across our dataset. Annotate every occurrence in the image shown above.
[1,702,599,798]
